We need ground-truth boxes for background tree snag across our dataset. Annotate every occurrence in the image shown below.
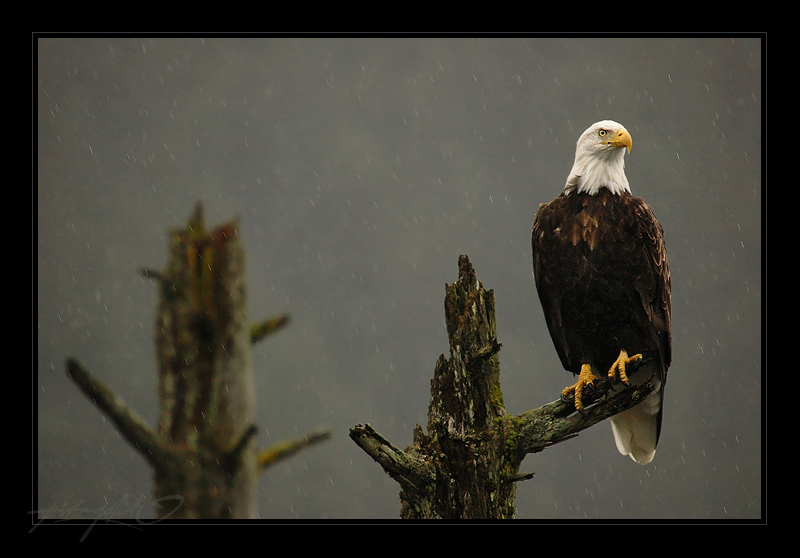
[350,255,654,519]
[66,202,330,519]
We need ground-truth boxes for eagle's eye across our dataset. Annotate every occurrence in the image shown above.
[598,129,608,137]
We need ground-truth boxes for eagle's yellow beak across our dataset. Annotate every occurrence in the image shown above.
[605,128,632,153]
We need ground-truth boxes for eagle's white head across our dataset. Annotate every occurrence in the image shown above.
[565,120,632,196]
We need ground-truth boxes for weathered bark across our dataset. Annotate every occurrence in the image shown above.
[350,255,654,519]
[65,202,330,519]
[146,202,256,518]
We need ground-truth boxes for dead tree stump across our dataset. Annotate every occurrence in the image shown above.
[66,202,329,519]
[350,255,654,519]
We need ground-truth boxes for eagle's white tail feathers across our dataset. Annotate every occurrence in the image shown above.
[609,379,662,465]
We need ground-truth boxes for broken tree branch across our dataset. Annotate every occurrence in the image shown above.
[258,430,332,470]
[349,424,434,492]
[65,358,168,471]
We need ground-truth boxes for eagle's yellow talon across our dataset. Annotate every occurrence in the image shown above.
[562,363,597,411]
[608,350,642,385]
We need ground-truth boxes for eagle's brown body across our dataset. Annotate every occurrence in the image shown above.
[532,187,671,458]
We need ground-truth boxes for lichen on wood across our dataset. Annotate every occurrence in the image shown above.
[350,255,655,519]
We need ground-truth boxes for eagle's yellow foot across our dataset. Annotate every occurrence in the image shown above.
[607,349,642,385]
[561,363,597,411]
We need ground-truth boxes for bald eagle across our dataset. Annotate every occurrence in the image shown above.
[531,120,671,464]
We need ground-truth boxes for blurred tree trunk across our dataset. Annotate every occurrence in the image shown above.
[66,202,329,519]
[147,202,257,518]
[350,255,654,519]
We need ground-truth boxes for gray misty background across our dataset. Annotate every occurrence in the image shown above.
[37,37,762,520]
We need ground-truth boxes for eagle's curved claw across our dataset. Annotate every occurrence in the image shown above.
[608,350,642,385]
[561,363,597,412]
